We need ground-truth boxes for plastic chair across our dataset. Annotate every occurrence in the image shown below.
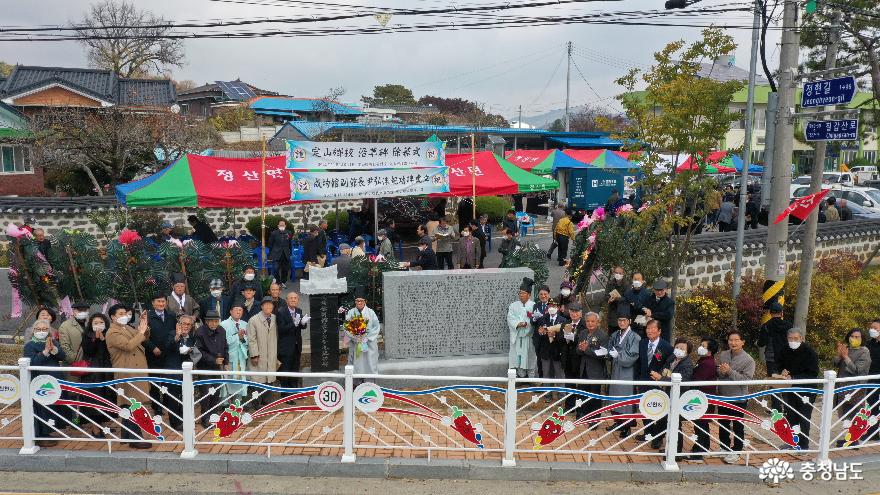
[253,247,272,272]
[290,246,305,283]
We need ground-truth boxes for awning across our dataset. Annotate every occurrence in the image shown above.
[546,136,623,148]
[676,152,738,174]
[116,154,296,207]
[440,151,559,196]
[505,149,585,174]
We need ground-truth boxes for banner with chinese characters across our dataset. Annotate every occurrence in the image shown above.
[290,168,449,200]
[286,140,444,170]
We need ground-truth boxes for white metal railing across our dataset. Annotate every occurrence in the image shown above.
[3,359,879,470]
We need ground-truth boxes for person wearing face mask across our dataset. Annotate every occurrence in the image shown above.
[199,279,230,322]
[268,219,292,287]
[638,319,673,448]
[80,313,115,436]
[773,328,818,450]
[24,307,58,341]
[868,320,880,436]
[22,319,66,447]
[531,286,552,379]
[497,227,520,265]
[230,266,263,301]
[105,303,152,449]
[557,280,575,318]
[688,337,718,461]
[408,239,437,270]
[623,272,650,337]
[833,328,872,447]
[604,266,630,331]
[535,299,570,399]
[58,301,91,373]
[457,226,481,269]
[642,279,675,343]
[377,228,394,259]
[651,337,694,453]
[468,220,487,269]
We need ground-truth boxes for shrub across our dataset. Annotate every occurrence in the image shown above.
[476,196,513,224]
[245,214,290,242]
[126,209,163,236]
[324,210,349,231]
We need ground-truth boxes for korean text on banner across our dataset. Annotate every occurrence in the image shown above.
[290,168,450,200]
[286,140,445,170]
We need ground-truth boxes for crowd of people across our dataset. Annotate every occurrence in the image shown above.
[508,271,880,463]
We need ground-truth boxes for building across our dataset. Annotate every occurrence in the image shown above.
[250,96,363,123]
[0,65,176,114]
[0,101,40,196]
[360,104,440,123]
[176,79,279,119]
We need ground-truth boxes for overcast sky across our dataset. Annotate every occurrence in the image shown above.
[0,0,775,119]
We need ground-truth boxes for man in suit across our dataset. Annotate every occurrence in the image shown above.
[268,220,292,288]
[642,279,675,342]
[276,292,310,392]
[638,319,673,448]
[144,294,177,419]
[199,278,230,322]
[166,274,200,322]
[332,243,353,278]
[239,283,262,322]
[408,239,437,270]
[535,298,570,394]
[575,311,609,418]
[530,285,552,379]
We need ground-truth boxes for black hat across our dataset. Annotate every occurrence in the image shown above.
[240,282,257,292]
[567,301,583,312]
[260,296,275,306]
[354,286,368,300]
[769,301,783,313]
[519,277,534,294]
[171,273,187,285]
[653,279,668,290]
[547,298,559,306]
[72,301,90,310]
[616,304,632,319]
[203,310,220,320]
[229,298,246,310]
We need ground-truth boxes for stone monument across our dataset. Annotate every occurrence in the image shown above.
[381,267,534,377]
[299,264,347,372]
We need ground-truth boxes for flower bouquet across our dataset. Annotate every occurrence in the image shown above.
[344,315,369,358]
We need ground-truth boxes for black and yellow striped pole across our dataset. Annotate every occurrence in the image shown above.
[761,279,785,325]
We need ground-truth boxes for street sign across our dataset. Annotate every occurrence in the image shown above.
[801,75,856,108]
[804,119,859,142]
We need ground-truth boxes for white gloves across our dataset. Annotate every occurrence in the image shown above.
[594,348,609,357]
[179,345,190,355]
[294,314,301,326]
[563,332,575,342]
[608,348,619,359]
[532,310,543,321]
[301,315,311,325]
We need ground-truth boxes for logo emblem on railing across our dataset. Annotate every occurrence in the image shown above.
[678,390,709,421]
[0,374,20,404]
[639,389,670,420]
[759,458,794,484]
[354,382,384,413]
[30,375,61,405]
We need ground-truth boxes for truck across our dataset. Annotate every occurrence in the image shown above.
[850,166,879,185]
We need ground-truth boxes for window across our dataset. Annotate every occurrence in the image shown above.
[864,151,877,163]
[730,109,746,129]
[0,145,33,173]
[840,150,858,164]
[754,109,766,130]
[751,150,765,164]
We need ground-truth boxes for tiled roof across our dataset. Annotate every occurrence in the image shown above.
[365,104,440,114]
[177,80,279,98]
[0,65,175,107]
[0,196,118,214]
[689,218,880,253]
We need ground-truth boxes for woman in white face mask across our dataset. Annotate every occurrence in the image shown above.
[21,320,66,447]
[649,337,694,454]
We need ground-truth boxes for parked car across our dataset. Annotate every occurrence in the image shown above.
[850,165,879,185]
[791,185,880,214]
[790,172,856,197]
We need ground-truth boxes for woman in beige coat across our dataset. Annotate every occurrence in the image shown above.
[247,297,279,405]
[105,304,153,449]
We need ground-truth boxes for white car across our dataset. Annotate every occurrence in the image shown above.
[791,184,880,214]
[789,172,855,197]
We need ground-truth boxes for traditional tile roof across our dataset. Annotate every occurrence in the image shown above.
[689,218,880,254]
[0,196,118,214]
[0,65,176,107]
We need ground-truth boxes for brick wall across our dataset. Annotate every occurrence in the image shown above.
[0,167,45,196]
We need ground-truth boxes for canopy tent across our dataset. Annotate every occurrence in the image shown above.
[735,162,764,174]
[587,149,639,169]
[440,151,559,196]
[676,152,738,174]
[505,149,586,175]
[116,154,295,207]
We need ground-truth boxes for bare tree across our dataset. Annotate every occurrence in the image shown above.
[29,107,219,195]
[74,0,185,77]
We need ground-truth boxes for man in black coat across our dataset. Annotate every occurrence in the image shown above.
[561,302,586,414]
[774,327,819,449]
[409,239,437,270]
[642,279,675,342]
[163,314,199,430]
[575,311,609,417]
[638,319,673,448]
[757,302,791,376]
[238,283,262,322]
[199,278,231,322]
[276,292,310,391]
[188,215,217,244]
[469,220,487,269]
[268,220,292,287]
[144,294,177,418]
[535,299,570,393]
[194,310,228,427]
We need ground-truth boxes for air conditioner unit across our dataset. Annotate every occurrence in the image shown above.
[756,135,766,146]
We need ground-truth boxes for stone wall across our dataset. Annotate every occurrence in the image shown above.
[0,200,362,238]
[679,220,880,289]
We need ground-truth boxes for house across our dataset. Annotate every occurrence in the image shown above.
[249,96,363,123]
[0,101,41,196]
[361,104,440,123]
[176,79,279,119]
[0,65,176,115]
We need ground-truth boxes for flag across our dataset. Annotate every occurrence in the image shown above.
[773,189,831,224]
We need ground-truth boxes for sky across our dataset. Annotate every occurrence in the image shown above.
[0,0,777,121]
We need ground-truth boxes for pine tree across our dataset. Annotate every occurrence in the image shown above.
[48,230,109,305]
[158,239,222,301]
[343,255,400,320]
[105,229,162,310]
[499,243,550,297]
[7,230,60,310]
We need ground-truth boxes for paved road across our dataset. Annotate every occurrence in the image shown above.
[0,471,877,495]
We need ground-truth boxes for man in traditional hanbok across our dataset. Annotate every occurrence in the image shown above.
[507,277,536,378]
[221,301,250,400]
[345,286,381,377]
[599,304,641,438]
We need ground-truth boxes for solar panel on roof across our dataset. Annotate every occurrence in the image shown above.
[215,80,257,101]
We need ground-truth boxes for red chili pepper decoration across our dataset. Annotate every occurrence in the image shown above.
[844,406,875,446]
[443,406,484,448]
[532,407,574,449]
[210,399,252,442]
[123,398,163,441]
[768,409,799,449]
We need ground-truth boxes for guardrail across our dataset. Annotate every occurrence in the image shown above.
[0,359,878,470]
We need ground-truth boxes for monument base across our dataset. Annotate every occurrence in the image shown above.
[376,354,509,387]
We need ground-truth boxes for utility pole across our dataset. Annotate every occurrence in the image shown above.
[761,0,801,323]
[793,10,843,333]
[732,0,763,304]
[760,92,778,209]
[565,41,572,132]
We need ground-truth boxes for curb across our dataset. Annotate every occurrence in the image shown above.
[5,449,868,483]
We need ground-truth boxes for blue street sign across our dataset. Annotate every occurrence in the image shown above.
[804,119,859,142]
[801,75,856,108]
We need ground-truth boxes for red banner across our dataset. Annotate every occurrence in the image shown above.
[773,189,831,224]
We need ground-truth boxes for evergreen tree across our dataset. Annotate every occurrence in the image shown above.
[48,229,109,305]
[158,239,221,301]
[105,229,162,310]
[7,226,60,310]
